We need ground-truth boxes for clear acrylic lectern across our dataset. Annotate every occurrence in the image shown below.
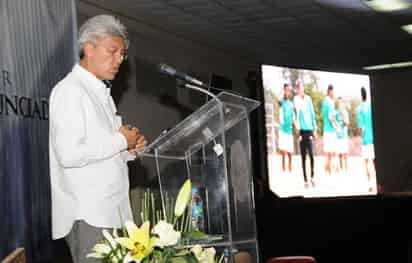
[137,91,260,262]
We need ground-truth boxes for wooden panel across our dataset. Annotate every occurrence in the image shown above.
[1,248,25,263]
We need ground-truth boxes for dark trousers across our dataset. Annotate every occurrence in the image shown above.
[299,130,314,182]
[65,220,105,263]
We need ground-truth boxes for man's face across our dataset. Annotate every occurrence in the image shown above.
[83,36,126,80]
[284,86,290,99]
[328,88,334,98]
[296,85,304,96]
[338,99,344,109]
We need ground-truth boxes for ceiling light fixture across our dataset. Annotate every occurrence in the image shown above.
[364,0,411,12]
[401,24,412,34]
[363,61,412,70]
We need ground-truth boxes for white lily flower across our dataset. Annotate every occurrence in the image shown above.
[103,229,117,248]
[152,220,181,247]
[190,245,216,263]
[204,247,216,263]
[86,243,111,258]
[105,228,129,261]
[191,244,203,258]
[86,252,105,259]
[123,252,136,263]
[113,228,119,238]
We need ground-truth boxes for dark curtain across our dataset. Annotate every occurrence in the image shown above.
[0,1,77,261]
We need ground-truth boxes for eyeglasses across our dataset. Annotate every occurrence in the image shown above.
[114,49,128,62]
[120,50,128,61]
[94,43,128,62]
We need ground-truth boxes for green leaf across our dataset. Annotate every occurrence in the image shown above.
[183,230,208,240]
[174,179,191,218]
[170,257,189,263]
[170,254,198,263]
[217,252,225,263]
[182,231,224,243]
[173,249,191,257]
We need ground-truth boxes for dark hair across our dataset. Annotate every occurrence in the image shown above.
[283,83,289,89]
[361,87,367,101]
[327,84,333,92]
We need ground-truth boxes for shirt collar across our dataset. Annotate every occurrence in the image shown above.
[73,64,111,100]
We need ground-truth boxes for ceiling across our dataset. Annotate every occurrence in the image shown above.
[79,0,412,72]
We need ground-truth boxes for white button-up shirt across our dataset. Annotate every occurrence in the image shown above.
[49,64,133,239]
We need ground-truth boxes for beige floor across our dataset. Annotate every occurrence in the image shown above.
[267,154,377,198]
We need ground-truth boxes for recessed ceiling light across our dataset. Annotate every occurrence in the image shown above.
[363,61,412,70]
[364,0,411,12]
[401,24,412,34]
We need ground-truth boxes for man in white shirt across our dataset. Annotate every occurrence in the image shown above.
[49,15,146,263]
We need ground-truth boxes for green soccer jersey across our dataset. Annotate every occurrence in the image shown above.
[279,99,295,135]
[336,110,349,139]
[357,101,374,145]
[322,96,336,133]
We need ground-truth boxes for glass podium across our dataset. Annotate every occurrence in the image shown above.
[136,91,260,262]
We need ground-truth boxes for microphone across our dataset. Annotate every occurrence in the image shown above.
[205,85,243,97]
[158,63,206,87]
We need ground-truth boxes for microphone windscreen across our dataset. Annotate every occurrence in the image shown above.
[158,63,176,76]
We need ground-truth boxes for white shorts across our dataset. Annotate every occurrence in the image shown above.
[337,138,349,154]
[362,144,375,159]
[323,132,337,153]
[278,130,294,153]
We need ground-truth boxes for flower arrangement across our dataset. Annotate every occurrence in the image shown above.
[87,179,224,263]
